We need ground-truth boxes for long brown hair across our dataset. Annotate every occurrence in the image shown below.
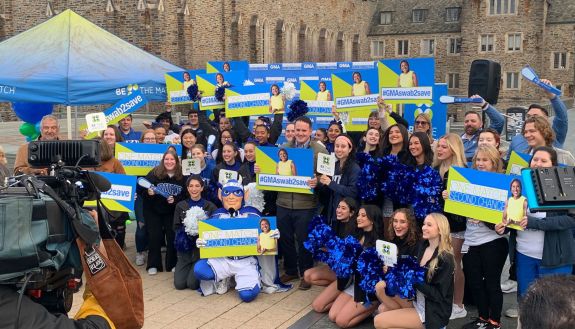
[386,208,420,248]
[152,148,183,180]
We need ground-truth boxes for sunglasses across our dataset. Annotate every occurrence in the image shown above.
[415,120,429,126]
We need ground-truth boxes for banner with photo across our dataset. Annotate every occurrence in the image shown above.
[80,91,148,139]
[506,151,532,175]
[299,79,333,103]
[84,172,137,212]
[224,84,271,118]
[332,68,379,113]
[115,143,182,176]
[378,58,435,105]
[445,167,526,230]
[196,71,246,111]
[403,83,448,139]
[248,63,317,85]
[256,146,314,194]
[164,69,206,105]
[206,60,249,74]
[199,216,278,258]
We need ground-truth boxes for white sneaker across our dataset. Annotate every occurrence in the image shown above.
[505,307,518,318]
[147,267,158,275]
[215,278,230,295]
[449,304,467,320]
[501,279,517,293]
[135,252,145,266]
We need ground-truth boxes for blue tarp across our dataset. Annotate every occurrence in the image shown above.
[0,9,183,105]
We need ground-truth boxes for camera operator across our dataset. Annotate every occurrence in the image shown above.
[14,115,62,176]
[0,209,115,329]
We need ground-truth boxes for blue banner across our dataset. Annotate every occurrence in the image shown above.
[85,172,137,212]
[115,143,182,176]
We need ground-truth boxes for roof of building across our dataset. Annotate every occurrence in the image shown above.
[368,0,463,36]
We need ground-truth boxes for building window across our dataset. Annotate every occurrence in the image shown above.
[448,73,460,89]
[380,11,392,25]
[507,33,522,52]
[553,52,567,69]
[489,0,516,15]
[479,34,494,52]
[505,72,520,89]
[445,7,461,22]
[397,40,409,56]
[371,40,385,58]
[412,9,427,23]
[421,39,435,56]
[448,38,461,54]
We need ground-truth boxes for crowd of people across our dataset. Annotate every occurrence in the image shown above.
[4,76,575,329]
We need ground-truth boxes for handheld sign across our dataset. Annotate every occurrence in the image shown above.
[218,169,239,186]
[317,153,336,176]
[182,158,201,176]
[521,66,561,96]
[85,112,107,132]
[137,177,170,199]
[439,96,483,104]
[376,240,398,267]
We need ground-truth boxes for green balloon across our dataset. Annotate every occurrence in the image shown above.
[19,122,36,137]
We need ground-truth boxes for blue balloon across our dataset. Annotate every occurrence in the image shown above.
[12,102,53,124]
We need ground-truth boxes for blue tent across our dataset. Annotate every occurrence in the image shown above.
[0,9,183,105]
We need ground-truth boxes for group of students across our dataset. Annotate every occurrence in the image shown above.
[7,73,574,328]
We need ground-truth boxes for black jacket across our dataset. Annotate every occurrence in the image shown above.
[138,170,187,215]
[414,241,455,329]
[0,286,111,329]
[319,159,360,227]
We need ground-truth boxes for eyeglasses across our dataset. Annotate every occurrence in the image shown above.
[415,120,429,126]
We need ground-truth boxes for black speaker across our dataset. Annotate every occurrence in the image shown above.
[468,59,501,105]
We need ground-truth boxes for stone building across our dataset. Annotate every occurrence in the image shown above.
[0,0,572,119]
[367,0,575,115]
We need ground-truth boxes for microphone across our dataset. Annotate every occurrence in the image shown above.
[87,171,112,192]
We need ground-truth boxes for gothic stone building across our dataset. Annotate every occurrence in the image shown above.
[0,0,573,119]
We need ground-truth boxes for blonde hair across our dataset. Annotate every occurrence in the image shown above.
[0,145,6,165]
[425,213,453,281]
[432,133,467,178]
[472,144,503,173]
[415,113,433,142]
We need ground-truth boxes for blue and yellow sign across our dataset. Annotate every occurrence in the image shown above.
[225,84,271,118]
[84,172,137,212]
[445,167,525,227]
[256,146,314,194]
[506,151,531,175]
[199,216,277,258]
[81,91,148,139]
[164,69,206,105]
[206,60,249,74]
[115,143,182,176]
[196,71,246,111]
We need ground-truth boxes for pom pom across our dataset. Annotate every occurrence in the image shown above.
[304,215,335,263]
[412,166,443,222]
[244,182,265,212]
[380,155,414,205]
[356,153,383,202]
[174,227,195,252]
[356,248,385,297]
[326,235,363,278]
[187,84,200,102]
[384,255,426,299]
[287,100,309,122]
[182,206,208,237]
[281,81,297,100]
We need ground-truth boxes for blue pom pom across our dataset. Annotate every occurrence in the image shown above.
[356,153,384,202]
[215,84,231,102]
[174,227,195,252]
[187,84,200,102]
[304,215,336,262]
[357,248,385,300]
[412,166,443,221]
[287,100,309,122]
[326,236,363,278]
[384,255,426,299]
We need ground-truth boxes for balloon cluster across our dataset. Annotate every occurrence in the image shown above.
[13,102,54,141]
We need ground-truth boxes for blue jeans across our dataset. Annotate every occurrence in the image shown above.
[516,251,573,298]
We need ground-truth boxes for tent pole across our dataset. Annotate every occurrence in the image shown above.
[74,106,78,140]
[66,105,72,139]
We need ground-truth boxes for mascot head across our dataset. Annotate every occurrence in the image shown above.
[219,179,248,211]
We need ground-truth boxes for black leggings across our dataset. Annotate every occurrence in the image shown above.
[463,237,508,322]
